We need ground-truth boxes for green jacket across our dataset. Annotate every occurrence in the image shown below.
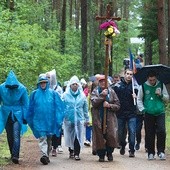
[143,82,165,115]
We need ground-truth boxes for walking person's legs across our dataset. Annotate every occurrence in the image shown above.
[135,114,143,150]
[84,125,92,146]
[5,114,21,164]
[39,136,50,165]
[51,135,58,156]
[117,118,127,155]
[56,132,63,153]
[74,137,81,160]
[144,114,156,160]
[127,117,136,157]
[156,114,166,160]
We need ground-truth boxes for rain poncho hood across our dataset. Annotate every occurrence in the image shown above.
[0,70,29,134]
[63,75,89,149]
[27,75,65,138]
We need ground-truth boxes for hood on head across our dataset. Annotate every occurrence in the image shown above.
[5,70,19,89]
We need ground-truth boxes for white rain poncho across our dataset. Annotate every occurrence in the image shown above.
[27,75,65,138]
[0,70,29,134]
[63,75,89,149]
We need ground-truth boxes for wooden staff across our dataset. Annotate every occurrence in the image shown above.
[96,4,121,135]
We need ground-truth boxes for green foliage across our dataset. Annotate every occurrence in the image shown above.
[0,3,82,93]
[0,133,10,166]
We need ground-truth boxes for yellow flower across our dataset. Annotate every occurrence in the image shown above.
[112,33,116,37]
[108,26,114,34]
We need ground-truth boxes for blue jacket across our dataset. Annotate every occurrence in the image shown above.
[27,76,65,138]
[0,70,28,134]
[113,78,137,118]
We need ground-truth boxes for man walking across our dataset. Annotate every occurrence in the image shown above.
[137,70,169,160]
[113,69,138,157]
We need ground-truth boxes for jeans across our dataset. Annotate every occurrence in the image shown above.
[5,114,21,159]
[144,113,166,156]
[136,114,147,148]
[118,117,136,153]
[85,125,92,142]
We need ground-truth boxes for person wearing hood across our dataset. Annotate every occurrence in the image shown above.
[63,75,89,161]
[26,74,64,165]
[0,70,29,164]
[46,70,64,156]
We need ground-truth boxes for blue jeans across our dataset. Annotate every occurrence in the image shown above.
[118,117,136,153]
[5,114,21,159]
[85,125,92,142]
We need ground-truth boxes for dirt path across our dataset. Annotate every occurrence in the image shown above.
[2,135,170,170]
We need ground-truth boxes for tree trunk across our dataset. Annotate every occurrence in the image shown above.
[145,38,152,65]
[168,0,170,66]
[88,1,95,75]
[157,0,167,64]
[69,0,73,24]
[75,0,80,29]
[56,0,61,23]
[60,0,66,54]
[81,0,88,74]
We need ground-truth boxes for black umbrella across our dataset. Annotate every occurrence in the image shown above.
[134,64,170,85]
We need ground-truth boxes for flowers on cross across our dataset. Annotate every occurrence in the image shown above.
[100,20,120,38]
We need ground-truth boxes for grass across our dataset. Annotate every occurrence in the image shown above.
[166,103,170,152]
[0,127,33,167]
[0,133,10,166]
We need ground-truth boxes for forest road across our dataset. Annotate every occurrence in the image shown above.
[2,135,170,170]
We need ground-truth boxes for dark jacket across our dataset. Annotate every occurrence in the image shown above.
[113,78,137,119]
[91,86,120,150]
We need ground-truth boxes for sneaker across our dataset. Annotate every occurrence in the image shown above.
[40,156,49,165]
[120,148,125,155]
[57,146,63,153]
[107,155,113,161]
[47,157,50,163]
[158,152,166,160]
[75,155,81,161]
[84,140,91,147]
[92,150,97,155]
[12,157,19,164]
[129,152,135,158]
[99,157,105,162]
[135,143,140,150]
[148,154,155,160]
[52,149,57,157]
[69,152,74,158]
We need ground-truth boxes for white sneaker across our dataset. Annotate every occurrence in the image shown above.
[57,146,63,153]
[148,154,156,160]
[158,152,166,160]
[84,140,91,146]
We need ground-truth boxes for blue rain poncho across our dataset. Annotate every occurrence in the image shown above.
[0,70,29,134]
[27,75,65,139]
[63,76,89,149]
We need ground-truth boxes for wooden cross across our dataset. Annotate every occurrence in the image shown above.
[96,4,121,21]
[96,4,121,135]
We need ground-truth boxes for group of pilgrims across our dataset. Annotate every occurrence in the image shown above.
[0,67,169,165]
